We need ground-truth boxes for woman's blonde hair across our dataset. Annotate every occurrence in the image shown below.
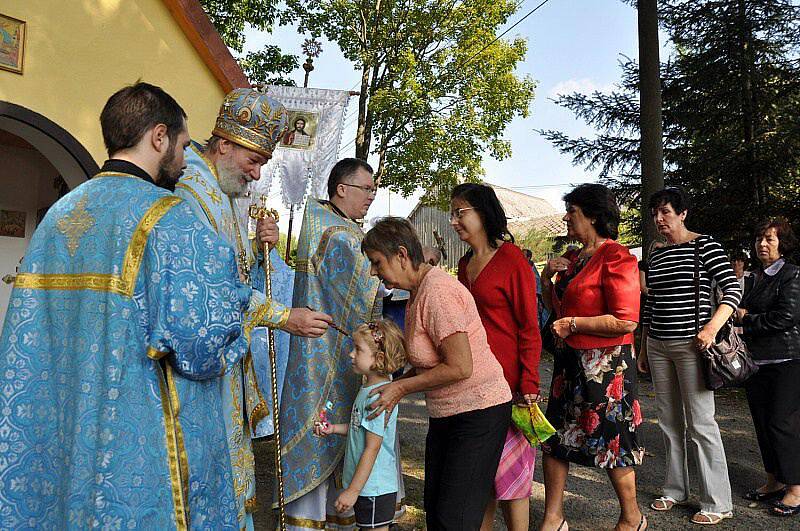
[354,319,407,376]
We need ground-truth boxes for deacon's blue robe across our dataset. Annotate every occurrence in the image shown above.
[280,200,381,507]
[0,171,266,529]
[176,144,293,528]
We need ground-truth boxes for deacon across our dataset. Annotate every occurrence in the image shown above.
[280,159,404,529]
[175,88,331,530]
[0,82,265,528]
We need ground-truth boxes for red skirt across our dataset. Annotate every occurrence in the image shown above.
[494,425,536,500]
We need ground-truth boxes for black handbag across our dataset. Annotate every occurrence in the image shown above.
[693,243,758,390]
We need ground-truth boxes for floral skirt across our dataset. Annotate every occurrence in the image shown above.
[542,343,644,468]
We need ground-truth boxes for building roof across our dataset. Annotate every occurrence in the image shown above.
[162,0,250,92]
[491,184,558,221]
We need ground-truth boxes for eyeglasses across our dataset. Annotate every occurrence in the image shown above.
[341,183,378,195]
[449,207,475,220]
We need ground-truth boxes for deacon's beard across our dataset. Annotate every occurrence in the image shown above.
[157,149,182,192]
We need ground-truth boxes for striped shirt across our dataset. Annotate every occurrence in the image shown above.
[642,234,742,340]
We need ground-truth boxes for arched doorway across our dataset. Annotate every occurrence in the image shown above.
[0,102,98,333]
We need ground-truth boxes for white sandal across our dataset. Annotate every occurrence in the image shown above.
[650,496,684,511]
[691,510,733,525]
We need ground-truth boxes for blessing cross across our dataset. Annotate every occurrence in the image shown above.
[56,195,95,257]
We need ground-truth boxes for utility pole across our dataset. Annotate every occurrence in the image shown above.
[638,0,664,258]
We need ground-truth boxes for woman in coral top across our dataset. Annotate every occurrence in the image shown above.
[362,217,512,531]
[450,183,542,531]
[539,184,646,531]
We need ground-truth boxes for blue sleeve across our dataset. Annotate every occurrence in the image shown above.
[141,203,251,379]
[359,394,393,437]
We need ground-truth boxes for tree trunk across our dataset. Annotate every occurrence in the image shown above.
[638,0,664,258]
[355,64,372,159]
[739,0,760,208]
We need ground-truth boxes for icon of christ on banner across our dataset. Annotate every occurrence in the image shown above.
[280,110,318,150]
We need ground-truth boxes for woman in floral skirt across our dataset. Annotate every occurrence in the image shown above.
[539,184,646,531]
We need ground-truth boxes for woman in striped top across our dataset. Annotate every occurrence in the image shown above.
[638,187,742,526]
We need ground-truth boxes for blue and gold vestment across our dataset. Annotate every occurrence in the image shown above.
[280,200,382,508]
[176,144,293,528]
[0,172,261,530]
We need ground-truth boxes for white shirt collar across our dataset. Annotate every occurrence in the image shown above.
[764,257,785,276]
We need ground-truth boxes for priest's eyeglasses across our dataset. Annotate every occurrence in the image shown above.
[449,207,475,220]
[341,183,378,195]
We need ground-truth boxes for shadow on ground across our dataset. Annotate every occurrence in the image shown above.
[253,356,795,530]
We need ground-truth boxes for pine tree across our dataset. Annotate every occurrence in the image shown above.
[542,0,800,249]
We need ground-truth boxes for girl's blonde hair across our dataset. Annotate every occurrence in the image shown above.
[353,319,406,376]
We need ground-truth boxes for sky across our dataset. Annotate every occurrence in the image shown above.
[243,0,642,226]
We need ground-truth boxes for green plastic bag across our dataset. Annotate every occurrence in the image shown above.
[511,403,556,445]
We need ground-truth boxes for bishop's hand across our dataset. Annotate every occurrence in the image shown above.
[256,217,279,248]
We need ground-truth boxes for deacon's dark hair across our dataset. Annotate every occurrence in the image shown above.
[327,158,374,199]
[754,218,798,258]
[451,183,513,248]
[563,183,620,240]
[648,186,691,216]
[100,81,187,157]
[362,217,425,268]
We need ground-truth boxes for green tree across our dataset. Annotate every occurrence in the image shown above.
[541,0,800,249]
[200,0,299,85]
[285,0,536,196]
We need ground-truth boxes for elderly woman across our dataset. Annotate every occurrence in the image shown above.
[450,183,542,531]
[540,184,645,531]
[737,219,800,517]
[362,217,512,530]
[637,187,741,526]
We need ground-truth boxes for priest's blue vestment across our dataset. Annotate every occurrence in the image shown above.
[279,200,383,528]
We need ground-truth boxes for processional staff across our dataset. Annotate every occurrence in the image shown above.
[248,195,287,531]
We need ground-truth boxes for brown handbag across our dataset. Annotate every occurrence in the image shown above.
[693,242,758,390]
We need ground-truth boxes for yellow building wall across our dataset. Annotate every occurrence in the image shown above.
[0,0,227,165]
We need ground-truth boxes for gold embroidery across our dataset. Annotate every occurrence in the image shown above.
[156,363,189,531]
[285,515,325,529]
[175,183,219,232]
[15,196,181,297]
[165,364,190,517]
[147,346,168,360]
[56,195,95,256]
[244,495,258,512]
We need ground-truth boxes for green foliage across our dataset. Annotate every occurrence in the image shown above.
[275,232,300,269]
[200,0,298,86]
[285,0,536,195]
[516,228,559,261]
[541,0,800,250]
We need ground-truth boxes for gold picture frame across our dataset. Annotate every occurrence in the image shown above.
[0,13,26,75]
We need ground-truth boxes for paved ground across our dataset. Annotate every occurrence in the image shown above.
[253,355,800,530]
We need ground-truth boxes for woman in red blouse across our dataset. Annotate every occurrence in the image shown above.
[539,184,646,531]
[451,183,542,531]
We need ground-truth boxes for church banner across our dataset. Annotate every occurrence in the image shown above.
[248,86,351,207]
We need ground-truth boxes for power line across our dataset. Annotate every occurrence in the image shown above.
[460,0,554,69]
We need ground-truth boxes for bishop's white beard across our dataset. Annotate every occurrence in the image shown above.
[216,160,248,198]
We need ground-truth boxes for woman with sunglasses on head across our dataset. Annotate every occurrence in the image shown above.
[539,183,645,531]
[449,183,542,531]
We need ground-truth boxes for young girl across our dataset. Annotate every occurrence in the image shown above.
[314,319,406,530]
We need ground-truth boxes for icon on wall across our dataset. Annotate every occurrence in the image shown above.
[0,210,26,238]
[0,13,26,75]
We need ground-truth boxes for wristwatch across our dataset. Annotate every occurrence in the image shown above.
[569,317,578,334]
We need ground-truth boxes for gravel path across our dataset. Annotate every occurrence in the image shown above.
[254,355,800,530]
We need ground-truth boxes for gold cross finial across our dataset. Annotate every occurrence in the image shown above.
[57,195,95,256]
